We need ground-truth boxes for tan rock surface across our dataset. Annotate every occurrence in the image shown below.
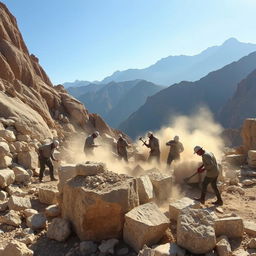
[62,171,139,240]
[123,202,170,252]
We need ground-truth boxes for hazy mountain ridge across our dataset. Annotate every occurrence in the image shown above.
[119,51,256,138]
[101,38,256,85]
[219,69,256,128]
[68,80,163,128]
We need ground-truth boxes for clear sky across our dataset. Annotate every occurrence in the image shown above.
[2,0,256,84]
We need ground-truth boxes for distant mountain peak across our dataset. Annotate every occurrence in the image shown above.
[223,37,239,45]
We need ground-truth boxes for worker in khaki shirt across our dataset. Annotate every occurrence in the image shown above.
[166,135,184,166]
[117,134,129,162]
[84,131,99,156]
[38,139,59,182]
[143,131,160,163]
[194,146,223,205]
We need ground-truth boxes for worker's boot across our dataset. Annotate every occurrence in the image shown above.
[51,177,58,181]
[212,195,223,206]
[194,197,205,204]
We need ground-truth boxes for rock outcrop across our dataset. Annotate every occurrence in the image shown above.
[0,2,118,173]
[61,165,139,241]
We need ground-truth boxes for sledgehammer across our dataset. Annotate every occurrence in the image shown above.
[183,171,199,184]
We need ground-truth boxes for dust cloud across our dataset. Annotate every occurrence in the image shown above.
[61,108,224,201]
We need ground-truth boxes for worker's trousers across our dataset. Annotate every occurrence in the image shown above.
[200,176,222,202]
[39,156,54,180]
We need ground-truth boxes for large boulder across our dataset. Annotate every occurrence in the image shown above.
[8,195,31,211]
[61,171,139,240]
[244,221,256,236]
[214,216,244,238]
[137,175,154,204]
[12,166,30,183]
[17,149,38,170]
[248,150,256,168]
[39,185,58,205]
[0,168,15,188]
[147,171,172,201]
[47,218,71,242]
[241,119,256,152]
[0,141,10,155]
[177,208,216,254]
[123,202,170,252]
[0,155,12,168]
[57,164,77,193]
[3,240,33,256]
[169,197,200,221]
[26,213,46,230]
[225,154,246,166]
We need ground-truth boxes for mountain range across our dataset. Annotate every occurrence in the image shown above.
[67,80,162,128]
[119,51,256,138]
[219,69,256,128]
[65,38,256,87]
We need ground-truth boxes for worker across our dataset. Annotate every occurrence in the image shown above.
[84,131,99,156]
[117,134,129,162]
[38,139,59,182]
[166,135,184,166]
[193,146,223,205]
[143,131,160,163]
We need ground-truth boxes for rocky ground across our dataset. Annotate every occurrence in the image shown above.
[0,161,256,256]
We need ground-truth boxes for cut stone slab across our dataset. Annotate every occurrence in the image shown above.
[57,164,77,193]
[0,168,15,188]
[137,175,154,204]
[62,173,139,241]
[26,213,46,230]
[147,172,172,201]
[214,216,244,238]
[76,162,106,176]
[0,210,21,227]
[3,240,33,256]
[123,202,170,252]
[244,221,256,236]
[169,197,200,221]
[45,204,60,218]
[225,154,246,166]
[216,235,231,256]
[177,208,216,254]
[8,195,31,211]
[153,243,186,256]
[47,218,71,242]
[39,185,58,205]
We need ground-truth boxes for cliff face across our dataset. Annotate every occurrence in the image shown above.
[0,2,113,141]
[219,69,256,128]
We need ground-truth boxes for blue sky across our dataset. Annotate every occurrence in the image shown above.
[2,0,256,84]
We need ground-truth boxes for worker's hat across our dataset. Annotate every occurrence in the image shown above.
[194,146,202,154]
